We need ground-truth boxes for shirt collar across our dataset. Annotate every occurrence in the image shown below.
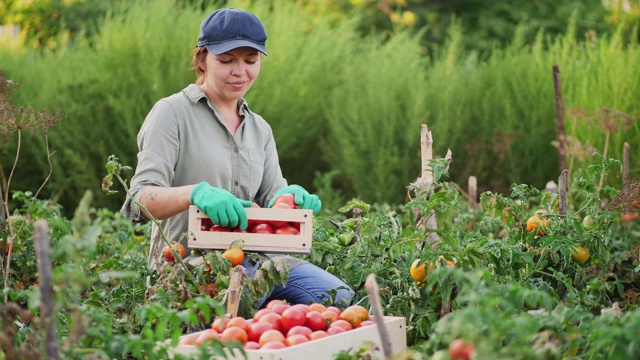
[184,84,251,115]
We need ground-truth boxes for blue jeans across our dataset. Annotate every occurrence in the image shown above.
[242,256,354,308]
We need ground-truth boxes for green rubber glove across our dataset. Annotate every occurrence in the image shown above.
[268,184,322,214]
[190,182,253,229]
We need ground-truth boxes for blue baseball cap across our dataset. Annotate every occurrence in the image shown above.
[196,8,268,55]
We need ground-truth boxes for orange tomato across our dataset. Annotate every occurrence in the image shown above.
[196,329,221,346]
[526,215,550,236]
[221,326,248,343]
[309,330,329,340]
[621,213,639,222]
[226,317,250,333]
[571,246,590,263]
[1,238,12,255]
[320,310,338,324]
[410,259,427,282]
[308,303,327,313]
[329,319,353,332]
[211,317,230,333]
[339,309,362,329]
[346,305,370,322]
[258,329,286,346]
[285,334,309,346]
[260,341,287,349]
[222,247,245,267]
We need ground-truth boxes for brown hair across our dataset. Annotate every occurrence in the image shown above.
[191,46,208,85]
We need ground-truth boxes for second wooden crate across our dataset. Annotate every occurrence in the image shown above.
[187,205,313,254]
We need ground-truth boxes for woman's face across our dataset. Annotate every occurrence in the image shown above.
[200,47,261,104]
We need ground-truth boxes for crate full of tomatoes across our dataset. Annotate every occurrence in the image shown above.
[188,194,313,254]
[171,300,407,360]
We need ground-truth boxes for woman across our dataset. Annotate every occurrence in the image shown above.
[121,8,353,307]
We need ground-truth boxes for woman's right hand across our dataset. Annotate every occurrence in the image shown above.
[189,182,254,230]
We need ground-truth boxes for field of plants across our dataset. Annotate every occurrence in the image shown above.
[2,1,640,359]
[2,143,639,359]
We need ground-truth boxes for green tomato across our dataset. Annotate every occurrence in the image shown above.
[582,215,597,230]
[338,232,356,246]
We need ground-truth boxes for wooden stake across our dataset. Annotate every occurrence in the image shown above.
[623,142,630,191]
[468,176,477,210]
[225,266,247,318]
[553,65,567,176]
[34,220,59,360]
[558,170,567,216]
[364,274,393,360]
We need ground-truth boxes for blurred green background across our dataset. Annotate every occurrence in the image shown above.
[1,0,639,217]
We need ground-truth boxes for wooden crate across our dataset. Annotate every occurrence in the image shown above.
[171,316,406,360]
[187,205,313,254]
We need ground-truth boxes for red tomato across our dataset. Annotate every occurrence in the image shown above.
[329,319,353,332]
[257,313,284,333]
[270,302,291,315]
[221,326,248,344]
[274,193,296,208]
[260,341,287,350]
[210,224,231,232]
[281,307,306,333]
[265,299,286,310]
[196,329,221,346]
[305,311,327,331]
[201,282,217,297]
[243,341,261,350]
[326,326,346,336]
[258,329,286,346]
[291,304,311,314]
[449,338,476,360]
[247,321,274,343]
[252,308,276,322]
[285,334,309,347]
[286,325,313,339]
[275,225,300,235]
[163,243,186,262]
[251,223,275,234]
[309,330,329,340]
[360,320,376,327]
[270,202,293,227]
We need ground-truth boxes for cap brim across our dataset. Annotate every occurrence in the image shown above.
[204,40,267,56]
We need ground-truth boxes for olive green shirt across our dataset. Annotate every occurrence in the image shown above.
[121,84,288,268]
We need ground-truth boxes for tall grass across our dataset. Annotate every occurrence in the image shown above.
[1,0,639,214]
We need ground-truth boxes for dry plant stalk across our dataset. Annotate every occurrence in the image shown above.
[0,70,66,302]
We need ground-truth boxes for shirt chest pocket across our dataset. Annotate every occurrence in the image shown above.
[238,148,265,199]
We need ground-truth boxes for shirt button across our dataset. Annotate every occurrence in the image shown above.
[234,181,239,186]
[234,148,239,153]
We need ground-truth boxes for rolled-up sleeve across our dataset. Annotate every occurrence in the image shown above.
[121,100,180,222]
